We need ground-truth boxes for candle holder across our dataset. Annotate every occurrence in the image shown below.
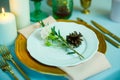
[80,0,92,14]
[30,0,48,22]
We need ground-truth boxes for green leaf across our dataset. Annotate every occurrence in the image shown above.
[45,41,52,46]
[51,26,57,35]
[67,52,75,54]
[48,34,55,40]
[58,30,61,36]
[39,20,45,27]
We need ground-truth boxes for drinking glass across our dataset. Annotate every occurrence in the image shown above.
[52,0,73,19]
[80,0,92,14]
[30,0,48,22]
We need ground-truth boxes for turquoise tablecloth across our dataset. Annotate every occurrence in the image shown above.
[0,0,120,80]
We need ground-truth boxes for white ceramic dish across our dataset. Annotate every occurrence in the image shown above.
[27,22,99,67]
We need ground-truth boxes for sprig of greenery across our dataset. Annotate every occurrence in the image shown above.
[39,21,84,59]
[46,26,84,59]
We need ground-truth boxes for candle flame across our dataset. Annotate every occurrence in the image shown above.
[2,8,5,16]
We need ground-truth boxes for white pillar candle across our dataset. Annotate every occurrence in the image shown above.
[0,8,17,46]
[9,0,30,30]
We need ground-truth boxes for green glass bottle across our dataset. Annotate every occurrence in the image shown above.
[52,0,73,19]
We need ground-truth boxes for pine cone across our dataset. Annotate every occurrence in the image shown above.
[66,31,83,48]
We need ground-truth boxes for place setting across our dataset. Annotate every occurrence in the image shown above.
[16,16,111,80]
[1,0,120,80]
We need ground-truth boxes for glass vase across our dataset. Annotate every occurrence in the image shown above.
[52,0,73,19]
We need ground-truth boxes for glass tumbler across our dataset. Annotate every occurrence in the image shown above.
[52,0,73,19]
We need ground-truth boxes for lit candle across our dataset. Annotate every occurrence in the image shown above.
[9,0,30,30]
[0,8,17,46]
[2,8,5,16]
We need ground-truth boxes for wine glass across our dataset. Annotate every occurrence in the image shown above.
[30,0,48,22]
[80,0,92,14]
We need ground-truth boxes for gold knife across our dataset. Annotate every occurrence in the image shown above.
[77,17,120,48]
[91,20,120,43]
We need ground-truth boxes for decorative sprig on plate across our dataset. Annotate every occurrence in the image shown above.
[40,23,84,59]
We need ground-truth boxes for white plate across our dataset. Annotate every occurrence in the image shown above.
[27,22,99,67]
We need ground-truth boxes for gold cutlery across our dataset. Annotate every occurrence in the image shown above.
[77,17,120,48]
[0,57,18,80]
[91,20,120,43]
[0,45,30,80]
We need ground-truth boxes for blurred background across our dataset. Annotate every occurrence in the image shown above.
[0,0,87,14]
[0,0,10,12]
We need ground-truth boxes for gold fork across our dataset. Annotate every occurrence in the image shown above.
[0,57,18,80]
[0,45,30,80]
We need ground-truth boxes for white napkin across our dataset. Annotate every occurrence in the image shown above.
[18,16,56,38]
[18,16,111,80]
[59,52,110,80]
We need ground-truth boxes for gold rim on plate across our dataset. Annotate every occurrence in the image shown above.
[15,20,107,76]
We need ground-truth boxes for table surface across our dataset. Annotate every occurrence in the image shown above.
[0,0,120,80]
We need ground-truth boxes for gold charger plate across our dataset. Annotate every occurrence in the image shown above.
[15,20,106,75]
